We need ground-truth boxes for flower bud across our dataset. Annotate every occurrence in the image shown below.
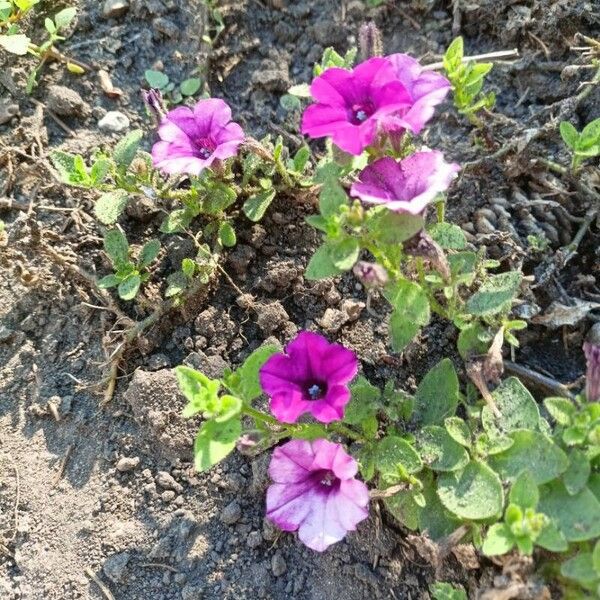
[142,88,166,123]
[236,432,262,456]
[404,229,451,281]
[359,22,383,60]
[583,323,600,402]
[352,261,388,288]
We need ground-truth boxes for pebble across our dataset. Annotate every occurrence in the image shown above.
[317,308,348,333]
[103,552,130,583]
[271,551,287,577]
[246,531,262,549]
[98,111,130,132]
[103,0,129,18]
[0,100,19,125]
[155,471,183,492]
[0,326,15,343]
[161,490,176,502]
[340,298,365,321]
[46,85,87,116]
[116,457,140,472]
[220,501,242,525]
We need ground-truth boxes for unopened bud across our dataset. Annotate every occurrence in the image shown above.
[359,22,383,60]
[584,323,600,402]
[142,88,166,123]
[404,229,451,281]
[236,432,262,456]
[353,261,388,288]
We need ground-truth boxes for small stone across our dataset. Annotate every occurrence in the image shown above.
[316,308,349,333]
[98,111,130,132]
[220,501,241,525]
[46,85,87,117]
[116,456,140,472]
[0,100,19,125]
[246,531,262,549]
[174,573,186,585]
[161,490,176,502]
[103,0,129,18]
[340,298,365,322]
[103,552,130,583]
[262,519,278,541]
[256,302,289,335]
[0,326,15,343]
[271,551,287,577]
[156,471,183,492]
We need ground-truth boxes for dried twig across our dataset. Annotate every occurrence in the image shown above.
[504,361,574,398]
[423,49,519,71]
[52,444,74,487]
[84,568,115,600]
[140,562,179,572]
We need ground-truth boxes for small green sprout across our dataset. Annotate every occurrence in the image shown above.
[430,582,467,600]
[443,37,495,125]
[98,229,160,301]
[144,69,204,105]
[559,118,600,171]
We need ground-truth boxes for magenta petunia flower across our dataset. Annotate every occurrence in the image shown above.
[584,324,600,402]
[350,151,460,215]
[151,98,244,176]
[301,57,412,155]
[381,54,451,141]
[266,439,369,551]
[259,331,358,424]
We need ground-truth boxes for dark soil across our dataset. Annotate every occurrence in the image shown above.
[1,0,599,599]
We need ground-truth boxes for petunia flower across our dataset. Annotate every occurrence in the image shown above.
[151,98,244,176]
[301,57,412,155]
[350,151,460,215]
[584,323,600,402]
[381,54,451,143]
[266,439,369,551]
[259,331,358,424]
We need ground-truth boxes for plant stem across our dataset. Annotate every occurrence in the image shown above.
[242,404,280,426]
[327,422,364,442]
[436,200,446,223]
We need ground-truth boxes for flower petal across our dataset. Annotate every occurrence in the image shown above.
[319,344,358,385]
[333,482,369,531]
[266,481,314,531]
[297,489,349,551]
[309,385,350,423]
[269,440,314,483]
[193,98,233,134]
[269,390,312,424]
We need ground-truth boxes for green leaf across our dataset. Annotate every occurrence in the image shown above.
[593,539,600,574]
[509,471,539,509]
[481,377,540,435]
[160,208,194,233]
[181,258,195,279]
[560,121,579,149]
[214,394,242,422]
[319,179,347,217]
[475,432,514,456]
[95,191,129,225]
[345,377,380,425]
[482,523,514,556]
[180,77,202,96]
[113,129,143,169]
[304,243,344,280]
[465,271,522,316]
[489,430,568,485]
[204,183,237,214]
[437,460,504,520]
[234,345,279,402]
[45,18,56,34]
[218,221,237,247]
[292,146,310,173]
[444,417,471,447]
[456,322,491,359]
[560,553,597,585]
[418,474,462,539]
[165,271,187,297]
[138,239,160,269]
[104,229,129,268]
[543,396,575,426]
[413,359,459,426]
[430,582,468,600]
[367,209,424,244]
[535,521,568,552]
[564,449,591,495]
[90,157,111,185]
[97,274,120,289]
[376,436,423,479]
[242,189,276,222]
[175,365,221,417]
[329,237,359,270]
[428,223,467,250]
[53,7,76,30]
[578,118,600,151]
[417,425,469,471]
[0,34,30,55]
[385,279,430,352]
[117,273,141,300]
[385,489,422,530]
[193,417,242,471]
[279,94,302,111]
[443,37,464,74]
[145,69,169,89]
[50,151,76,182]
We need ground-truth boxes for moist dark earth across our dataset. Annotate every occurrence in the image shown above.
[1,0,599,598]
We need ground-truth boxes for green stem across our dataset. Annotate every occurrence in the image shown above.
[327,422,364,442]
[242,404,280,426]
[436,199,446,223]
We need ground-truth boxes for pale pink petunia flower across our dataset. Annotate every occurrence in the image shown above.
[266,439,369,551]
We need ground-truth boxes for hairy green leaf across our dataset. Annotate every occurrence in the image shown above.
[413,359,459,426]
[95,191,129,225]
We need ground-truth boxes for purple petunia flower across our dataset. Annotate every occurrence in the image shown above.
[584,323,600,402]
[259,331,358,424]
[350,151,460,215]
[301,57,412,155]
[266,439,369,551]
[151,98,244,176]
[381,54,451,143]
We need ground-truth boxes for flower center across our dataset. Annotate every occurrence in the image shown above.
[195,138,215,160]
[306,382,326,400]
[349,101,375,125]
[319,470,336,487]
